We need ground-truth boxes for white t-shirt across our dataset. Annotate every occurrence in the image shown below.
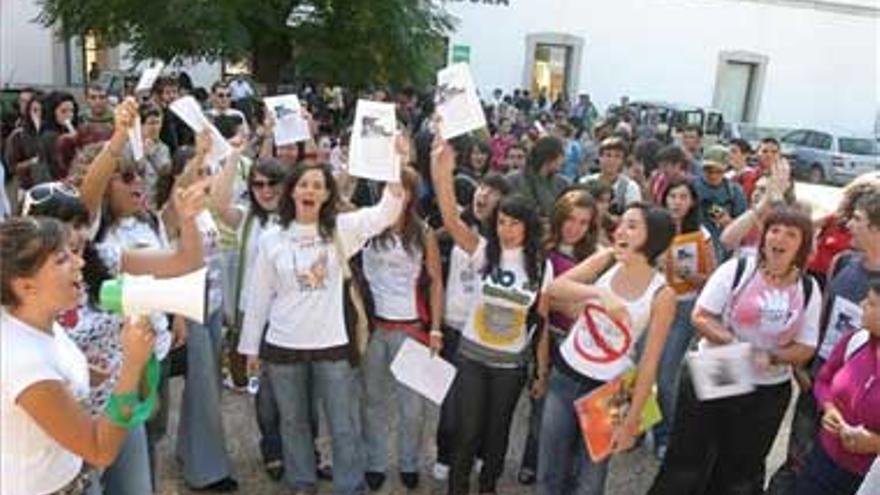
[1,312,89,495]
[239,189,402,354]
[444,244,482,330]
[559,264,667,381]
[236,209,279,314]
[460,239,553,359]
[362,235,423,321]
[694,257,821,385]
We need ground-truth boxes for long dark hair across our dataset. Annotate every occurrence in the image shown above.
[372,166,425,255]
[247,158,288,227]
[278,163,339,240]
[662,178,701,234]
[40,91,79,133]
[622,202,676,265]
[483,194,545,287]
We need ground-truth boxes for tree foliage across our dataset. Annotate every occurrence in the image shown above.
[37,0,456,88]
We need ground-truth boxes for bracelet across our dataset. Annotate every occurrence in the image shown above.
[429,330,443,337]
[105,354,160,429]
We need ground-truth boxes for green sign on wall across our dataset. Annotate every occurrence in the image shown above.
[451,44,471,63]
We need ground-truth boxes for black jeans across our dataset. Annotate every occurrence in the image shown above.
[436,328,462,467]
[448,356,527,495]
[648,370,792,495]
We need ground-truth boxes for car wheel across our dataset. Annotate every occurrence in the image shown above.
[809,165,825,184]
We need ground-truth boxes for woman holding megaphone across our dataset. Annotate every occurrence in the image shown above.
[0,216,155,495]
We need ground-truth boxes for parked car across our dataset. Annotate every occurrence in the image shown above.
[618,100,725,145]
[721,122,792,149]
[780,129,880,185]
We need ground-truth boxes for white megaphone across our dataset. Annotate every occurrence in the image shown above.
[99,267,208,324]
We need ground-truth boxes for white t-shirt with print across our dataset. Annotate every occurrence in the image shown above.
[695,257,821,385]
[362,235,423,321]
[1,312,89,495]
[559,263,667,381]
[238,189,402,354]
[460,238,552,357]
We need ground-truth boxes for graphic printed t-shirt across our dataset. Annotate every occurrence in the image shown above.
[695,257,821,385]
[459,238,552,367]
[559,263,667,381]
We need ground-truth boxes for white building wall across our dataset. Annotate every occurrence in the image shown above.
[443,0,879,133]
[1,0,62,87]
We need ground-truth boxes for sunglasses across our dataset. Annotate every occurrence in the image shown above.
[251,179,280,190]
[21,182,80,217]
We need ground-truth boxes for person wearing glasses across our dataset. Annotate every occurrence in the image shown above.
[211,147,289,480]
[206,81,250,136]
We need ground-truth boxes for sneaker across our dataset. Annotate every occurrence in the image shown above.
[316,464,333,481]
[655,444,668,461]
[222,375,247,394]
[264,460,283,481]
[365,471,386,491]
[517,467,536,485]
[432,463,449,481]
[474,458,484,473]
[400,472,419,489]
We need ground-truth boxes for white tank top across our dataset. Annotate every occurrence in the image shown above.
[559,263,667,381]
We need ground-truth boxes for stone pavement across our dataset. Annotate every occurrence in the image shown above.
[157,376,794,494]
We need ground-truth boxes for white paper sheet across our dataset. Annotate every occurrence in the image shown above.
[435,63,487,140]
[264,94,311,145]
[169,96,231,170]
[390,338,457,406]
[128,118,144,161]
[134,62,165,93]
[348,100,399,182]
[687,342,755,401]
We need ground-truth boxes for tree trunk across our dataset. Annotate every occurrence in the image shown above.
[251,43,288,94]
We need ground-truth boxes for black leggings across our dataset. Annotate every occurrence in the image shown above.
[648,370,792,495]
[448,356,527,495]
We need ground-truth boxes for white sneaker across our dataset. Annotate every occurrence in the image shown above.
[474,458,484,473]
[432,462,449,481]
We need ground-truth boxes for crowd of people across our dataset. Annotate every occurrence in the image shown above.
[1,74,878,495]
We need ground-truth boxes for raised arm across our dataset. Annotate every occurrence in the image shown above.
[120,179,208,277]
[430,137,480,254]
[78,98,139,219]
[209,148,245,228]
[17,318,154,467]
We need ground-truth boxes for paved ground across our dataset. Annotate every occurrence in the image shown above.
[156,375,795,495]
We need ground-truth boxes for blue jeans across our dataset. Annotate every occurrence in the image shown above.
[256,367,283,464]
[268,359,365,495]
[102,424,152,494]
[795,443,863,495]
[176,311,234,487]
[362,330,425,474]
[537,369,608,495]
[653,298,696,448]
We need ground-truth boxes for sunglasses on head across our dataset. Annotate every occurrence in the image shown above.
[251,179,280,189]
[21,182,80,216]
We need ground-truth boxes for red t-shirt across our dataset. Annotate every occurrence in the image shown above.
[807,216,852,277]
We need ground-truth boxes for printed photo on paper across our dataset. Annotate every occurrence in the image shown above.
[264,94,311,145]
[436,63,487,140]
[348,100,399,182]
[687,342,755,401]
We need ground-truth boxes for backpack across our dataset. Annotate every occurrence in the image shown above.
[730,255,815,310]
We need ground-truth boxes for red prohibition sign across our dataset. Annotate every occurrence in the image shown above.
[573,302,632,363]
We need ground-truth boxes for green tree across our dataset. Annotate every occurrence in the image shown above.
[38,0,455,90]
